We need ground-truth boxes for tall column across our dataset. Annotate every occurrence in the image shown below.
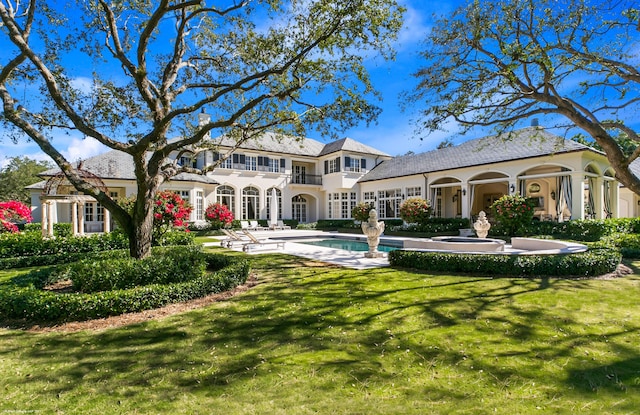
[46,202,54,238]
[78,203,85,236]
[103,208,111,233]
[41,200,48,238]
[71,202,79,236]
[594,177,604,219]
[571,173,585,221]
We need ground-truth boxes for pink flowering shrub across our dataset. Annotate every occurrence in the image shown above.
[205,203,234,229]
[399,197,431,224]
[490,194,535,236]
[153,191,193,234]
[0,200,32,233]
[118,191,192,241]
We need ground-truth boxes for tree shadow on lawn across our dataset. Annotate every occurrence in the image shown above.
[5,255,640,407]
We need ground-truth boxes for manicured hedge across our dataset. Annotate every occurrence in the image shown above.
[392,218,471,234]
[0,250,250,323]
[389,248,621,277]
[69,246,207,292]
[0,230,195,269]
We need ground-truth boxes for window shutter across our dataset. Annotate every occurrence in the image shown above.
[361,158,366,169]
[264,157,270,166]
[344,156,351,169]
[280,158,285,168]
[324,160,329,174]
[239,154,246,164]
[335,157,341,172]
[213,152,220,161]
[232,154,239,164]
[257,156,264,166]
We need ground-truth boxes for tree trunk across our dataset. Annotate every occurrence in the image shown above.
[128,188,156,259]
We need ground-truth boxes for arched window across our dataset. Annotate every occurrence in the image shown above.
[216,185,236,216]
[242,186,260,220]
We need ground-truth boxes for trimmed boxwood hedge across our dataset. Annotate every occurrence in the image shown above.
[0,249,250,323]
[0,230,195,270]
[388,248,621,277]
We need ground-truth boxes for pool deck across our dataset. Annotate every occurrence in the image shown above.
[204,229,395,269]
[203,229,587,270]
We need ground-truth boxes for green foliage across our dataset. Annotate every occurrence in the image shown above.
[491,194,535,236]
[0,156,52,204]
[408,0,640,192]
[389,248,621,277]
[0,229,193,269]
[0,0,405,260]
[352,202,375,222]
[392,217,471,234]
[69,246,206,292]
[399,197,432,224]
[0,251,250,323]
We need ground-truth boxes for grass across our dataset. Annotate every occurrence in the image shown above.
[1,250,640,414]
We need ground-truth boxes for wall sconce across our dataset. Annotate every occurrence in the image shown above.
[452,194,458,203]
[550,191,556,200]
[462,189,466,196]
[510,184,516,193]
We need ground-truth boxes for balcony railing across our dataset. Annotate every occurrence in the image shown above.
[291,174,322,185]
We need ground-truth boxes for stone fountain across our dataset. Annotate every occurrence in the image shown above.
[473,211,491,239]
[361,209,385,258]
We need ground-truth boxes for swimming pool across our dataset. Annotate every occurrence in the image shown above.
[299,238,399,252]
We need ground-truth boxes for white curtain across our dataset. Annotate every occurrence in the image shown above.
[587,177,595,219]
[604,180,612,218]
[468,184,475,220]
[556,176,572,222]
[431,187,438,217]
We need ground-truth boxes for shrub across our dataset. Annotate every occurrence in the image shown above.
[491,194,535,236]
[352,203,375,222]
[389,248,620,277]
[70,246,206,292]
[399,197,431,224]
[0,200,32,233]
[205,203,234,229]
[0,251,250,323]
[119,191,192,241]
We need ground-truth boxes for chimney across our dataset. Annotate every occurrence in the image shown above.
[531,118,539,127]
[198,108,210,126]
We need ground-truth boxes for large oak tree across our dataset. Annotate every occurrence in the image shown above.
[0,0,403,258]
[408,0,640,194]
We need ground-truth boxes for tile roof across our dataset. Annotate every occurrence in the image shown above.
[211,132,326,156]
[40,150,218,185]
[359,127,600,182]
[318,137,390,157]
[211,133,390,157]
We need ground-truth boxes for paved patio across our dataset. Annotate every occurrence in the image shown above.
[204,229,395,269]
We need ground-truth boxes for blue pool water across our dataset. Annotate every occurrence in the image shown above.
[299,239,399,252]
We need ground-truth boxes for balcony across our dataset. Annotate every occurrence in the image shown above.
[291,174,322,185]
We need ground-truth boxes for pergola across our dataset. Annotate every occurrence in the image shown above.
[40,166,111,238]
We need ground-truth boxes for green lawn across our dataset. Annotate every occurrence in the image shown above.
[1,252,639,414]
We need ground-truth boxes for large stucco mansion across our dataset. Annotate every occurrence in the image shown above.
[28,125,640,234]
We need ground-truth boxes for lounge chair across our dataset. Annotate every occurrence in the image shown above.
[220,228,249,247]
[240,229,285,252]
[240,220,251,230]
[249,220,267,231]
[277,220,291,230]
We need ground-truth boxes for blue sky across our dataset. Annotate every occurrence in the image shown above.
[0,0,470,168]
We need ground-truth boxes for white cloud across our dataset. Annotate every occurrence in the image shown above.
[70,76,95,94]
[62,136,108,162]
